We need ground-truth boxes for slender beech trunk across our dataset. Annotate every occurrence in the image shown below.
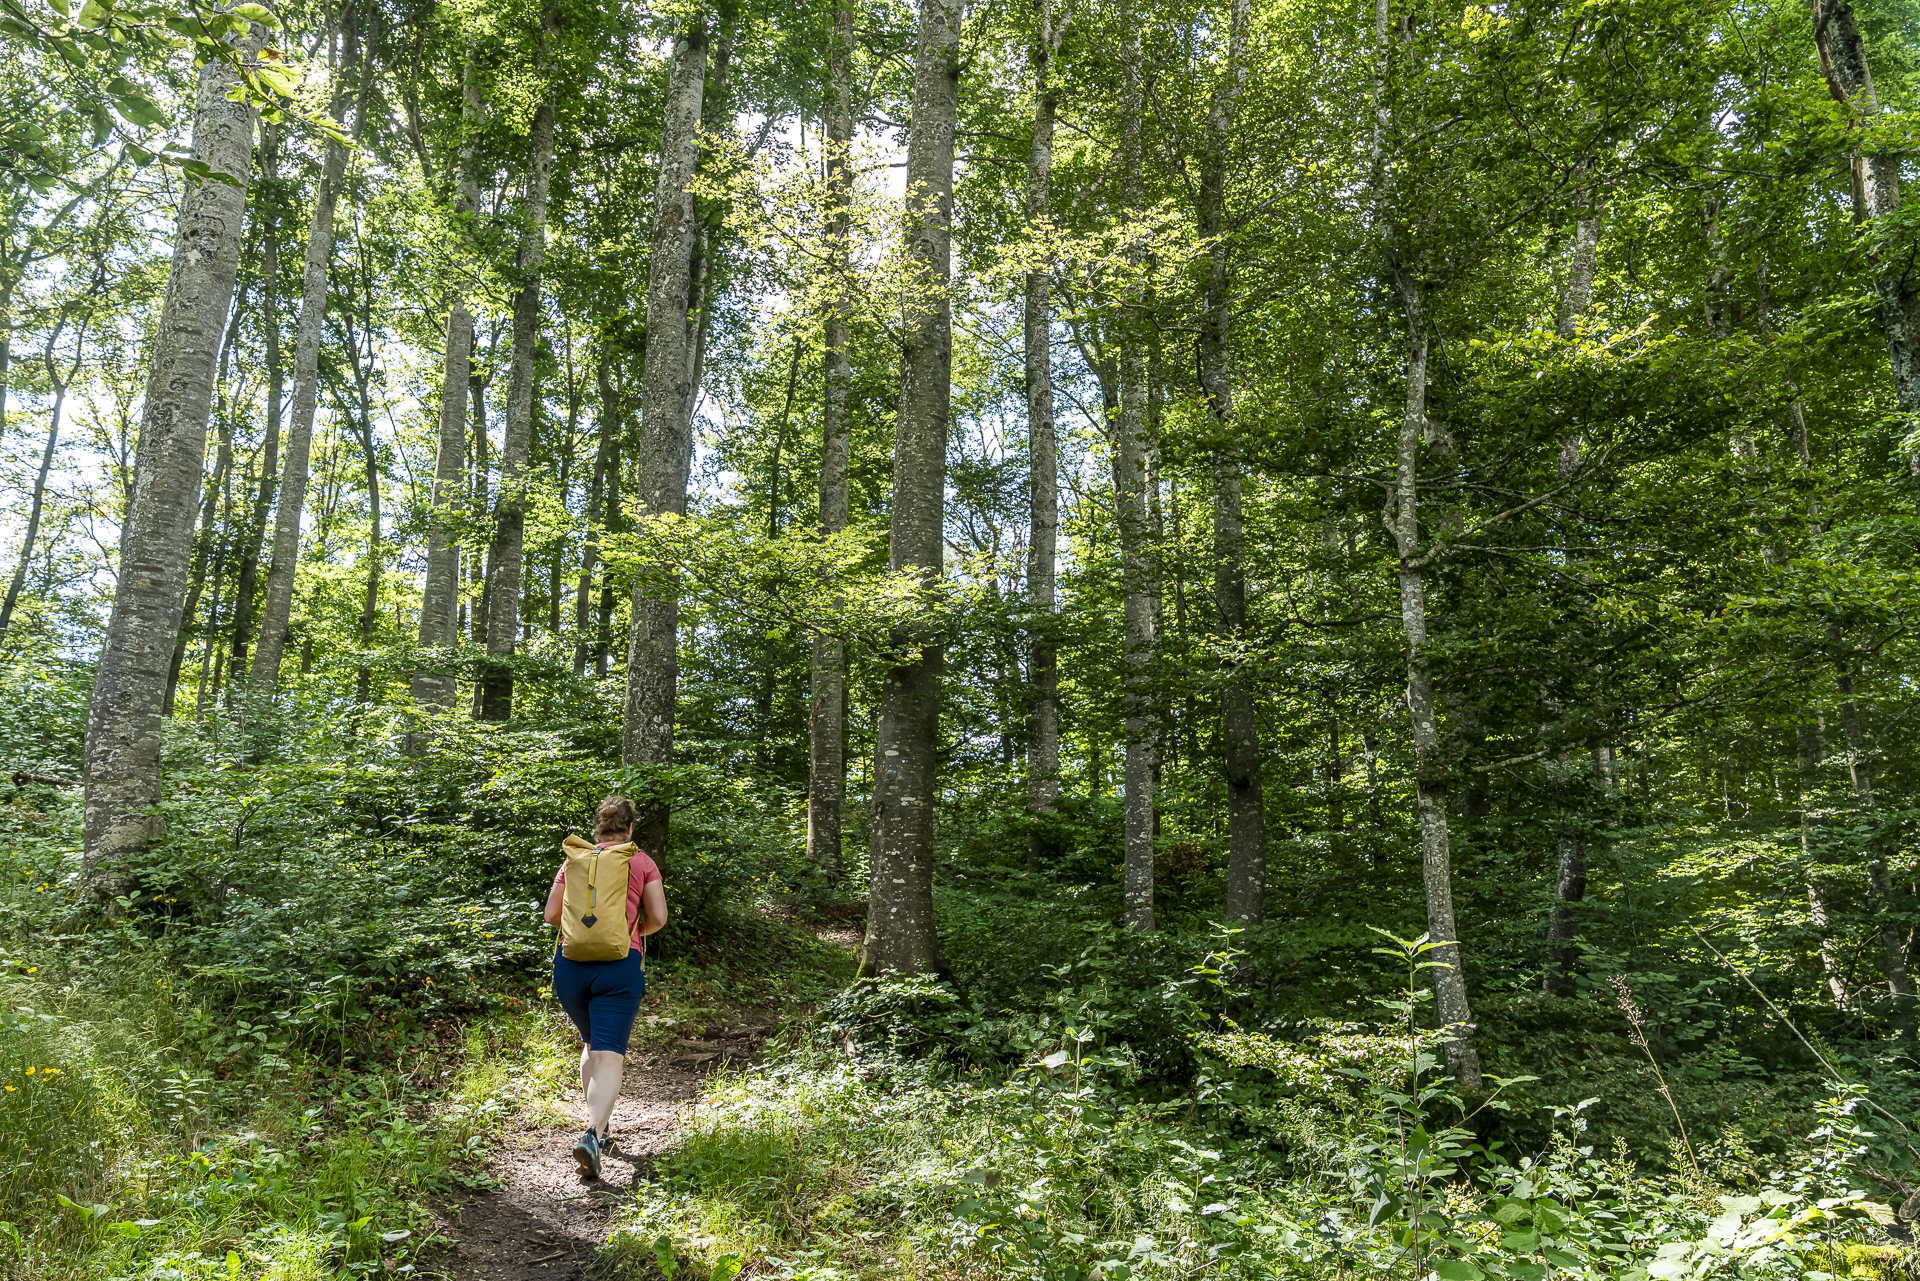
[1369,0,1479,1084]
[1829,633,1914,1004]
[1814,0,1920,468]
[345,315,379,704]
[1383,280,1481,1089]
[250,9,359,692]
[807,16,856,872]
[478,16,558,721]
[83,16,267,874]
[229,121,282,679]
[860,0,959,976]
[166,281,246,716]
[573,355,615,675]
[414,54,483,708]
[808,1,855,874]
[1024,0,1065,869]
[1542,208,1606,997]
[0,283,10,443]
[469,367,491,644]
[0,322,81,638]
[1542,760,1590,998]
[194,471,234,719]
[588,355,625,678]
[1111,20,1157,934]
[1799,715,1849,1007]
[622,24,710,852]
[1198,0,1262,924]
[751,339,802,770]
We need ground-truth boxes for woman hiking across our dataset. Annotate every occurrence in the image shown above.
[543,795,668,1180]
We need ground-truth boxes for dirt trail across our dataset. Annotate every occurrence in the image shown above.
[433,1027,770,1280]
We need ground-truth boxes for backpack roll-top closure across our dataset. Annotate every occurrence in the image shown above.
[559,836,635,962]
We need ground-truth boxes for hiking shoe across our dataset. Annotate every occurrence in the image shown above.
[572,1129,601,1180]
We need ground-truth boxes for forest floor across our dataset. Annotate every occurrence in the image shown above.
[431,1023,771,1280]
[430,921,861,1280]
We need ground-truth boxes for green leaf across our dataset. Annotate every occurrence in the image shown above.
[115,93,167,127]
[712,1256,744,1281]
[1434,1262,1484,1281]
[1490,1199,1531,1226]
[228,2,276,22]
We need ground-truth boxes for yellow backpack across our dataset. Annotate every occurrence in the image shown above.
[559,835,635,962]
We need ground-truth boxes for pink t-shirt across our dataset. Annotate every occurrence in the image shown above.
[554,846,662,955]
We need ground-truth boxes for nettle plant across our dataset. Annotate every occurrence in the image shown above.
[1199,930,1899,1281]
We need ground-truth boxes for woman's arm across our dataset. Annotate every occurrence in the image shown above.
[637,879,668,938]
[542,875,564,929]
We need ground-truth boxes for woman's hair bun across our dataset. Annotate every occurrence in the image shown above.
[594,795,640,841]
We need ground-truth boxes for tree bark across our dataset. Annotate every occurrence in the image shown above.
[478,16,558,721]
[469,365,491,645]
[860,0,959,976]
[573,354,614,675]
[1813,0,1920,453]
[809,1,855,874]
[0,321,82,639]
[228,120,282,679]
[414,52,483,708]
[1542,207,1606,995]
[1542,769,1588,998]
[83,15,268,874]
[344,308,380,704]
[1829,631,1914,1005]
[622,24,710,852]
[1798,714,1849,1008]
[1110,20,1157,934]
[588,353,625,678]
[1198,0,1262,924]
[1024,0,1065,869]
[166,277,247,716]
[250,7,359,692]
[1384,278,1483,1090]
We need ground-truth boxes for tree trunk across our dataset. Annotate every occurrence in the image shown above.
[860,0,959,976]
[414,52,483,708]
[805,11,856,872]
[478,19,558,721]
[590,354,625,679]
[1542,802,1587,997]
[622,24,710,852]
[1542,207,1606,995]
[83,16,267,874]
[1798,715,1849,1008]
[1384,277,1483,1090]
[1109,21,1157,934]
[1829,633,1914,1005]
[809,1,854,874]
[0,324,81,639]
[1813,0,1920,460]
[250,8,359,692]
[573,354,615,675]
[469,367,491,645]
[228,121,282,679]
[166,277,247,716]
[1197,0,1261,924]
[1024,0,1065,870]
[345,313,380,704]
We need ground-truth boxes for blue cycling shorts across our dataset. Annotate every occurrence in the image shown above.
[552,946,646,1054]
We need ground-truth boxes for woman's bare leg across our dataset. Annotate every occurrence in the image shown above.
[583,1049,624,1138]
